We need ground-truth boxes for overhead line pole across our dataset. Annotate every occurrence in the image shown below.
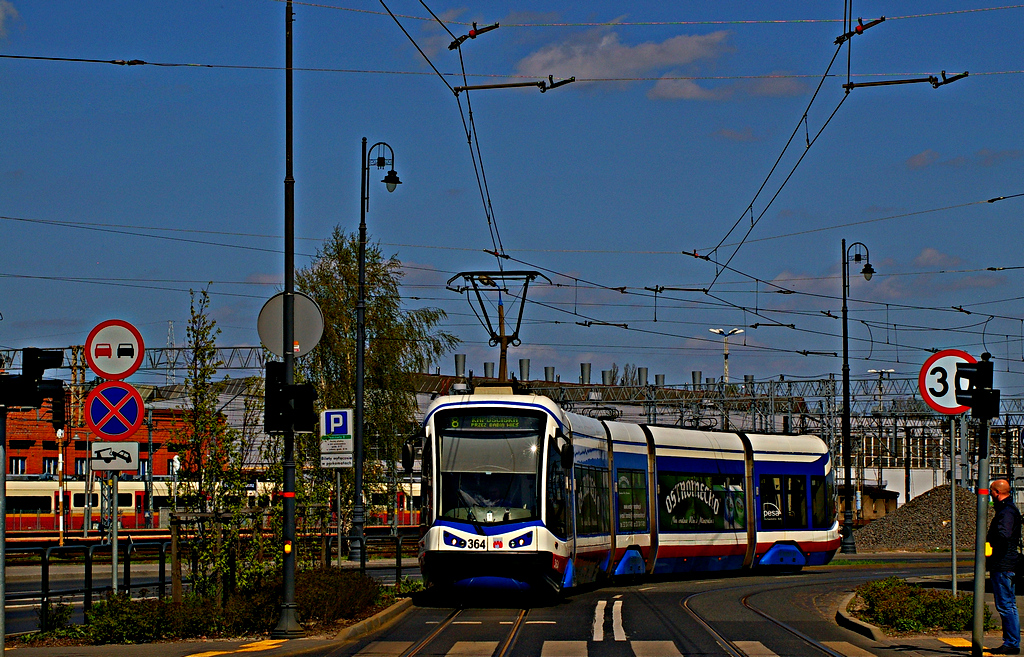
[273,0,302,639]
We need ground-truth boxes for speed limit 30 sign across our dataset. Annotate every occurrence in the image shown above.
[919,349,977,415]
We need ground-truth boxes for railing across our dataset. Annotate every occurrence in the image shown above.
[8,541,174,630]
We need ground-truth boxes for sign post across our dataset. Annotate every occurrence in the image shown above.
[84,319,145,596]
[919,349,976,602]
[321,409,353,567]
[90,441,139,594]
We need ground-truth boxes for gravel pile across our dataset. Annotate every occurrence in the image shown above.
[853,484,992,552]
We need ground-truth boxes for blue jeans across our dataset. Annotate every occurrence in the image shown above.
[993,571,1021,649]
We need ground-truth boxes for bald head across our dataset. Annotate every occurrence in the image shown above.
[992,479,1011,499]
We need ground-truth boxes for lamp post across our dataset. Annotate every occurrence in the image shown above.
[352,137,401,570]
[709,328,743,384]
[841,239,874,554]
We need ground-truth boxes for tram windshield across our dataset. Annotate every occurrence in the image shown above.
[435,410,544,525]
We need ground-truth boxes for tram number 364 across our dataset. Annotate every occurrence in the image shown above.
[466,538,486,550]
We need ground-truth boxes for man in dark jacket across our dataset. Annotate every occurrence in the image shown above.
[988,479,1022,654]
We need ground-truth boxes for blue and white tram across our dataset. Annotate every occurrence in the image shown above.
[417,389,839,593]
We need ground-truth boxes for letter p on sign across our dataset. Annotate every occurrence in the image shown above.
[320,409,353,437]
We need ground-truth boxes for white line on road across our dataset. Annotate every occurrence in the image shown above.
[612,600,625,641]
[592,600,606,642]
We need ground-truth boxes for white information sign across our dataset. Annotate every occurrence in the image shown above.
[320,453,354,469]
[90,441,140,471]
[320,438,354,454]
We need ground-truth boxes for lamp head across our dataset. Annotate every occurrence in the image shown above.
[709,328,725,335]
[861,262,875,281]
[382,169,401,193]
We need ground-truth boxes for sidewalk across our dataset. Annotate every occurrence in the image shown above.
[837,574,1024,656]
[2,598,414,657]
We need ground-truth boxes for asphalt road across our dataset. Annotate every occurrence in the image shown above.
[318,555,959,657]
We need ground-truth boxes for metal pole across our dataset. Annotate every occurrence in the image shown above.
[952,416,958,597]
[841,239,856,553]
[352,136,368,570]
[273,0,302,638]
[112,474,118,594]
[972,418,991,657]
[1,407,8,651]
[723,334,730,384]
[146,407,154,529]
[336,469,342,567]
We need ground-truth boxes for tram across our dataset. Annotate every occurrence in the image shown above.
[416,387,839,593]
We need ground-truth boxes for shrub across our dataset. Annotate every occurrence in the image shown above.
[86,595,167,644]
[36,597,73,632]
[295,567,380,624]
[855,576,992,632]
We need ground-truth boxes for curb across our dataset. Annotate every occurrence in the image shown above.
[331,596,415,643]
[835,592,888,643]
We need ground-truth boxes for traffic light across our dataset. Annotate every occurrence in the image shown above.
[265,361,288,433]
[264,361,318,433]
[47,384,66,430]
[22,348,63,383]
[956,352,1000,420]
[0,348,64,409]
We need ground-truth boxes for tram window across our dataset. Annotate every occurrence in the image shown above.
[118,493,133,507]
[8,496,51,512]
[785,476,807,529]
[545,439,568,539]
[72,493,99,508]
[811,476,833,528]
[576,465,610,535]
[616,469,648,534]
[759,476,785,530]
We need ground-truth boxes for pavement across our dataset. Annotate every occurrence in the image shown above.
[4,561,1024,656]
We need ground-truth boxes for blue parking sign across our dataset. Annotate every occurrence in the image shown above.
[320,409,353,437]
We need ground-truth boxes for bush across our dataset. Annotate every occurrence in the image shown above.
[36,597,73,632]
[296,567,380,624]
[86,595,167,644]
[856,576,993,632]
[81,567,384,644]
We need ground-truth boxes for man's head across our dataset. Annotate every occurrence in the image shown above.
[991,479,1011,501]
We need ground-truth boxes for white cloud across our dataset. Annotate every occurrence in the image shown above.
[516,28,731,82]
[0,1,18,39]
[648,77,728,101]
[913,247,960,269]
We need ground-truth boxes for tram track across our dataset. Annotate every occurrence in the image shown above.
[398,607,529,657]
[674,568,929,657]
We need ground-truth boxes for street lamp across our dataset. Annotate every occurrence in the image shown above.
[841,239,874,554]
[709,328,744,384]
[353,138,401,570]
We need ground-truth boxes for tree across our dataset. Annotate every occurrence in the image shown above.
[294,227,458,538]
[169,288,264,598]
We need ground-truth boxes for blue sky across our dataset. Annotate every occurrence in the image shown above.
[2,1,1022,394]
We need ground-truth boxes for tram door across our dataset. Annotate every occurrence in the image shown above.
[135,492,146,529]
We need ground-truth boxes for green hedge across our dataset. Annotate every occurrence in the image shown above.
[855,576,993,633]
[77,568,383,644]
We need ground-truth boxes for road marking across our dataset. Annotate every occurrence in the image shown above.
[452,621,482,624]
[446,641,498,656]
[614,594,623,598]
[733,641,778,656]
[593,600,607,641]
[631,640,683,656]
[185,639,287,657]
[821,641,877,656]
[541,640,588,656]
[940,638,972,647]
[356,641,413,655]
[526,620,557,624]
[612,599,625,641]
